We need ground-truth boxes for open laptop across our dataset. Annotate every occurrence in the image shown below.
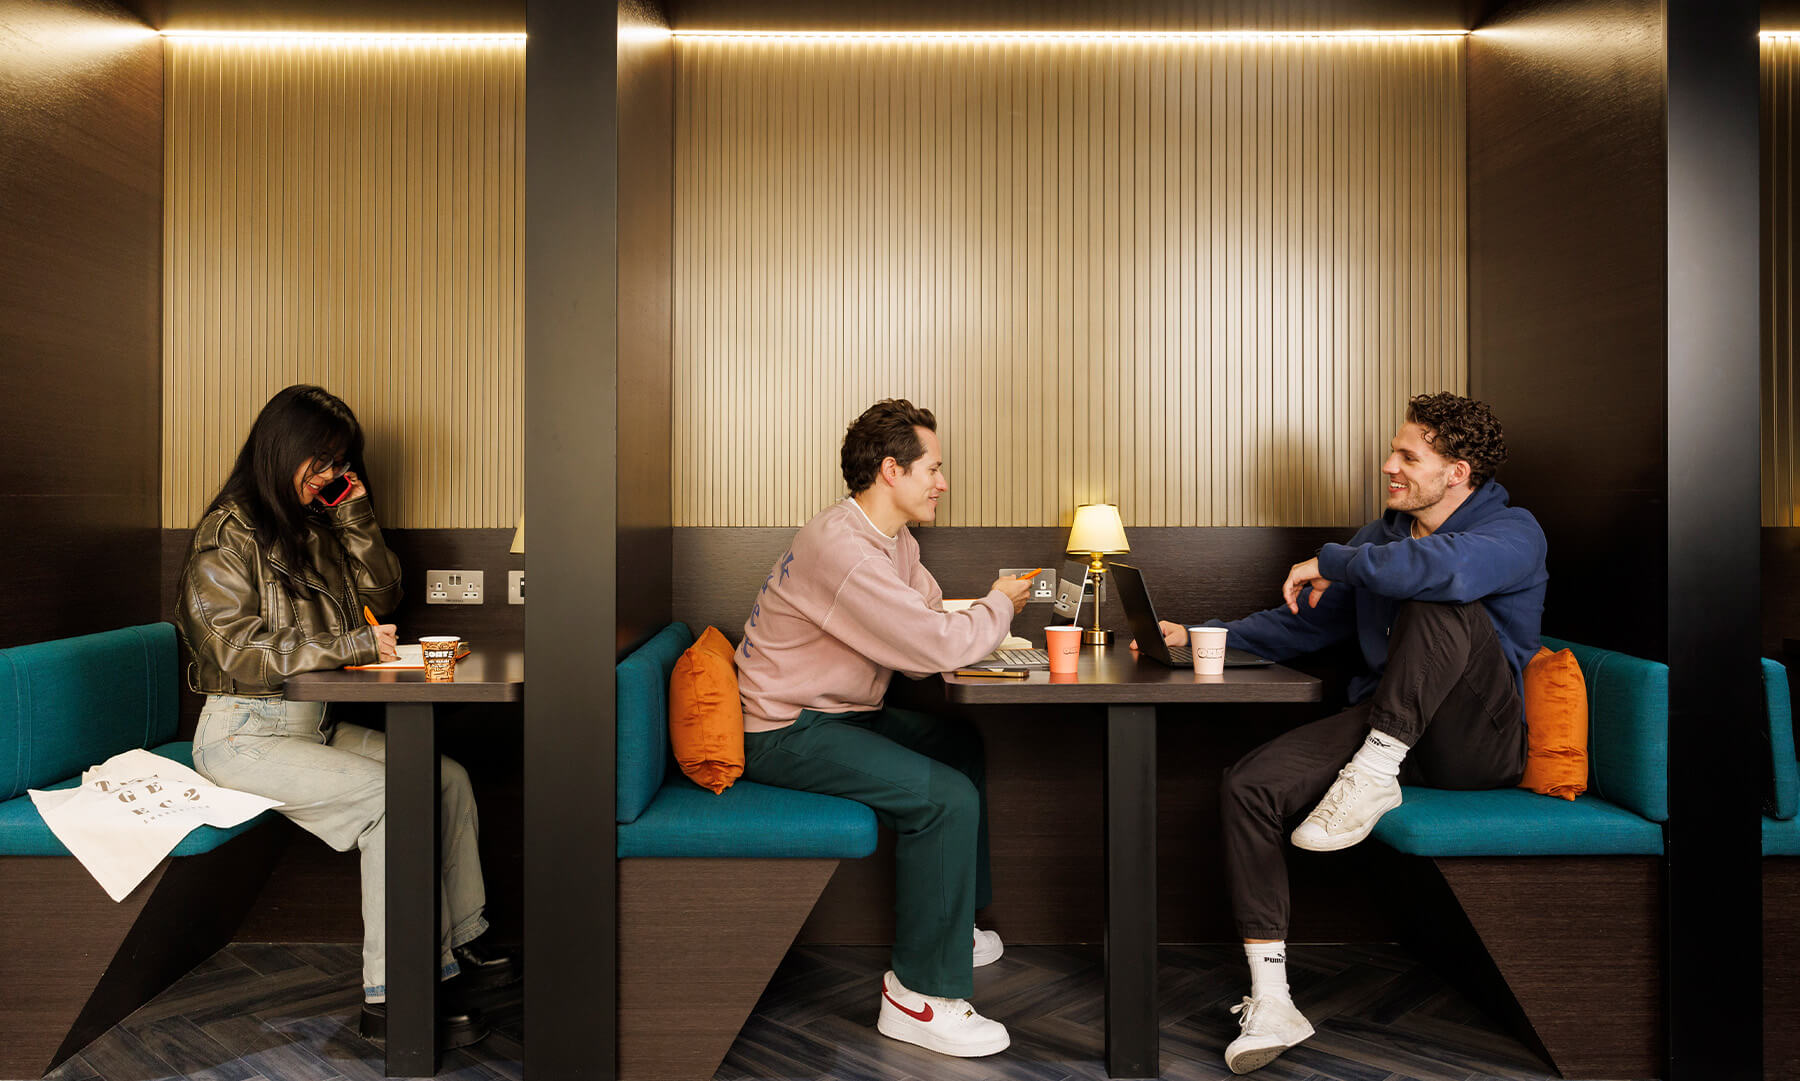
[1107,562,1272,669]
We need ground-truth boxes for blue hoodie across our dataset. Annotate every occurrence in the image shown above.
[1216,480,1548,711]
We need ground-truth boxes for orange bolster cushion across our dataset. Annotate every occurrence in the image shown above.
[1517,645,1589,800]
[668,626,745,795]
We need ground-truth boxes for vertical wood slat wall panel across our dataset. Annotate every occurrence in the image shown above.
[1770,38,1799,526]
[673,37,1465,528]
[163,39,524,529]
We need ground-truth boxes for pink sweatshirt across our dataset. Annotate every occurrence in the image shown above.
[736,498,1014,732]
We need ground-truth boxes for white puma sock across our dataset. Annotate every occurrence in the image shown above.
[1350,728,1409,782]
[1244,941,1291,1003]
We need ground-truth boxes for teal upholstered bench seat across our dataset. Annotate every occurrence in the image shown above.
[0,741,271,857]
[1370,786,1663,855]
[0,623,275,859]
[616,621,877,860]
[1766,657,1800,855]
[614,622,878,1079]
[1,623,288,1078]
[1767,816,1800,856]
[619,780,877,858]
[1373,636,1668,858]
[1365,636,1670,1079]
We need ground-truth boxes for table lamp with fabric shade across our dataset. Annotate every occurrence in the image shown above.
[1066,503,1129,645]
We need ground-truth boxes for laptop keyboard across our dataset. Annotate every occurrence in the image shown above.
[1169,646,1191,664]
[990,648,1049,666]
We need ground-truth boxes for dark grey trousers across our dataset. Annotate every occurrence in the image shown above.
[1220,600,1529,939]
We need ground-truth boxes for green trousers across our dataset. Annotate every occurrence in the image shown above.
[743,704,992,998]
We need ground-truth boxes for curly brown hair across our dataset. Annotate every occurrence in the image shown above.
[841,399,938,494]
[1405,392,1508,488]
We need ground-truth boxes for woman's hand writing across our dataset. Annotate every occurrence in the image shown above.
[375,624,399,662]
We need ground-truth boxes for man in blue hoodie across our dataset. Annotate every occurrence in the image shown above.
[1149,392,1547,1074]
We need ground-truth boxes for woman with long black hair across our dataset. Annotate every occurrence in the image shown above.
[176,384,513,1047]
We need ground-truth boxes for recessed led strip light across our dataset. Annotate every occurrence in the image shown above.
[1763,30,1800,38]
[159,30,526,43]
[672,29,1467,41]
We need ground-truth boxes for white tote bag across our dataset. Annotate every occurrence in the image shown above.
[29,748,282,902]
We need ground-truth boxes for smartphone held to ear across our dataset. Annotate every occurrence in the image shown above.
[316,474,354,506]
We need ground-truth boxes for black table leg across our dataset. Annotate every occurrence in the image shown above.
[1105,704,1157,1079]
[385,703,441,1078]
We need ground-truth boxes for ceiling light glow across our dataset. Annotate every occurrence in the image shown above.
[159,30,525,44]
[671,29,1467,42]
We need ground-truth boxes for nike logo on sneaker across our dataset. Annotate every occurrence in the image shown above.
[883,990,933,1022]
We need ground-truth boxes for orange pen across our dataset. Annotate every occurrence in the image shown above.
[363,605,379,627]
[1014,568,1043,581]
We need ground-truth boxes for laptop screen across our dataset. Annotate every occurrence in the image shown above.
[1106,562,1176,663]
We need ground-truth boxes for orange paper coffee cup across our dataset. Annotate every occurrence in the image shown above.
[1044,625,1083,675]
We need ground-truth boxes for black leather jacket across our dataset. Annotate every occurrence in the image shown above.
[177,497,404,696]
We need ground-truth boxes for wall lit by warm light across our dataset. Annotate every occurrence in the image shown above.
[1766,35,1800,525]
[162,37,524,529]
[673,35,1467,528]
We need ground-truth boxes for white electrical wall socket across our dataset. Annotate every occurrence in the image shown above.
[507,570,525,605]
[998,567,1057,603]
[426,569,484,605]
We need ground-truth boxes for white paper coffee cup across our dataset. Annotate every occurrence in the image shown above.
[1188,626,1229,676]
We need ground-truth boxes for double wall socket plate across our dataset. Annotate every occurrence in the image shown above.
[998,567,1057,603]
[427,569,484,604]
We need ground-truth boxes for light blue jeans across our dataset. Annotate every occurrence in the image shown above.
[192,695,489,1001]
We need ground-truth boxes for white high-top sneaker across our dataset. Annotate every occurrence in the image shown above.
[973,926,1004,967]
[876,970,1011,1058]
[1290,763,1402,851]
[1224,996,1315,1074]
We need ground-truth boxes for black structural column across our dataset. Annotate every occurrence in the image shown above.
[524,1,620,1078]
[1105,704,1157,1079]
[384,703,441,1077]
[1665,3,1762,1079]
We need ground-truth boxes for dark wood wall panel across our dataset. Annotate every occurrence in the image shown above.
[678,525,1392,943]
[617,0,674,658]
[1466,0,1667,662]
[1769,860,1800,1081]
[0,0,162,649]
[679,525,1355,645]
[1765,528,1800,655]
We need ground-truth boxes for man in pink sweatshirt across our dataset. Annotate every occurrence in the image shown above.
[736,399,1031,1059]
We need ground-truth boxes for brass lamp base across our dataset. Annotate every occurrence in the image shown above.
[1083,628,1114,646]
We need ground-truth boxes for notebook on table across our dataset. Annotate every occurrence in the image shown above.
[346,643,473,670]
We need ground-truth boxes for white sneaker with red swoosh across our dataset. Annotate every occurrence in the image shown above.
[876,970,1011,1057]
[973,926,1004,967]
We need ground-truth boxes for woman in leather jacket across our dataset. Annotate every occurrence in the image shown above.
[176,385,514,1047]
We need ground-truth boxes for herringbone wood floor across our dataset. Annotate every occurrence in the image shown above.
[35,943,1557,1081]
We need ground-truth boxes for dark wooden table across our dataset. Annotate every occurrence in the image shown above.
[287,647,524,1078]
[943,646,1320,1080]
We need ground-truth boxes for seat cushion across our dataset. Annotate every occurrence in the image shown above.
[0,624,178,801]
[0,742,275,857]
[1543,636,1667,823]
[616,622,693,824]
[1766,658,1798,821]
[1517,646,1588,800]
[618,779,877,859]
[1768,815,1800,857]
[668,626,745,795]
[1372,786,1664,856]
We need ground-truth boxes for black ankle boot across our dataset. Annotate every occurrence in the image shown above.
[451,938,522,991]
[359,1001,490,1049]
